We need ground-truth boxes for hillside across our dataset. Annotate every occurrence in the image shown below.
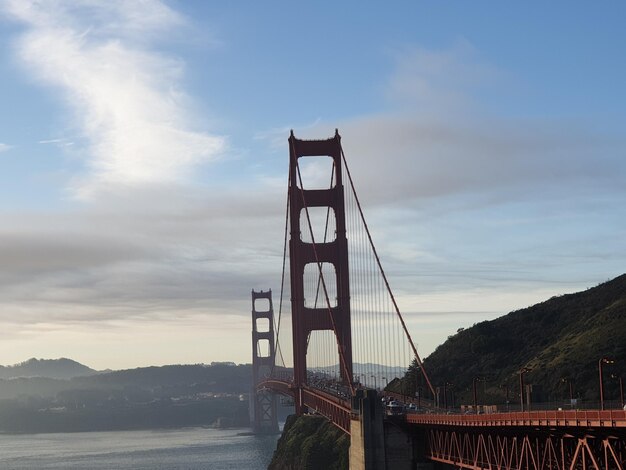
[0,358,97,380]
[397,274,626,405]
[268,414,349,470]
[0,362,254,433]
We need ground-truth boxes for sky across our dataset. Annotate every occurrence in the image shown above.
[0,1,625,370]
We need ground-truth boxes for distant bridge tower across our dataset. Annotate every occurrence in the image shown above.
[289,130,353,414]
[251,289,279,434]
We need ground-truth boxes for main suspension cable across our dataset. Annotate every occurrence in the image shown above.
[273,170,291,375]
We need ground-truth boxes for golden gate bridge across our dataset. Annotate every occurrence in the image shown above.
[251,130,626,469]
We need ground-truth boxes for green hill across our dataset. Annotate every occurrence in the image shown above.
[396,274,626,407]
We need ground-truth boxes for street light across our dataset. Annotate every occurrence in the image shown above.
[610,374,624,409]
[561,377,574,407]
[445,382,454,409]
[382,376,387,391]
[599,357,614,411]
[371,375,377,391]
[499,384,510,411]
[473,377,485,413]
[472,377,479,411]
[519,367,531,412]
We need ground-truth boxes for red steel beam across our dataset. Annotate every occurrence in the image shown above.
[258,379,352,435]
[425,428,625,470]
[407,409,626,428]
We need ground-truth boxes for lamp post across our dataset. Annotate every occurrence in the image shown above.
[561,378,574,407]
[416,385,422,410]
[519,367,531,412]
[473,377,485,413]
[371,375,377,392]
[414,368,420,398]
[610,374,624,409]
[382,376,387,391]
[599,358,614,410]
[446,382,454,409]
[472,377,478,412]
[499,384,510,411]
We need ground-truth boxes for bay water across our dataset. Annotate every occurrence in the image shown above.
[0,426,280,469]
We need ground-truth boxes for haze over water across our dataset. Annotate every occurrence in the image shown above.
[0,427,279,469]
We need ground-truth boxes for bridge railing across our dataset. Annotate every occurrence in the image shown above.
[407,408,626,428]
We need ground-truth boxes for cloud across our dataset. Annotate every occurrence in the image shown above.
[0,22,623,367]
[278,44,626,319]
[384,41,499,115]
[284,44,626,212]
[0,182,287,330]
[3,0,225,198]
[39,138,74,147]
[0,143,12,153]
[335,115,626,209]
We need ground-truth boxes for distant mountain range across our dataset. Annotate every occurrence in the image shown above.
[0,357,98,380]
[0,361,255,433]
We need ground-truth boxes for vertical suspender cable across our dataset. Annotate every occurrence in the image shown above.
[340,144,436,399]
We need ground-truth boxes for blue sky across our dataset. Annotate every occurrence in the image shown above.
[0,1,625,369]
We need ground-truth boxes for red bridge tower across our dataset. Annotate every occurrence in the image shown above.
[289,130,353,414]
[251,289,279,434]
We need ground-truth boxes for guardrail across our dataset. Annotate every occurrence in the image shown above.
[407,409,626,428]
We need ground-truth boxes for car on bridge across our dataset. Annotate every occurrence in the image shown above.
[386,401,406,416]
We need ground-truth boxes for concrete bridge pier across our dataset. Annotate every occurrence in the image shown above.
[350,389,386,470]
[350,389,443,470]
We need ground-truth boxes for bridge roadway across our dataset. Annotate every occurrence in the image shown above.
[259,379,626,469]
[407,408,626,428]
[259,378,626,432]
[258,378,352,434]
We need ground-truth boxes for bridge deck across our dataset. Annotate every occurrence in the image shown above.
[257,379,352,434]
[407,409,626,428]
[260,378,626,431]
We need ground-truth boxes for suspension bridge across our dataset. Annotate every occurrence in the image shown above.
[251,130,626,469]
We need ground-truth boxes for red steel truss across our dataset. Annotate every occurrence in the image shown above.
[409,410,626,469]
[301,387,352,435]
[257,378,352,435]
[407,410,626,429]
[423,426,625,470]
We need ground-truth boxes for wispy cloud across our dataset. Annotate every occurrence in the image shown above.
[278,43,626,319]
[0,143,12,153]
[384,41,499,115]
[39,138,74,147]
[3,0,225,198]
[292,44,626,210]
